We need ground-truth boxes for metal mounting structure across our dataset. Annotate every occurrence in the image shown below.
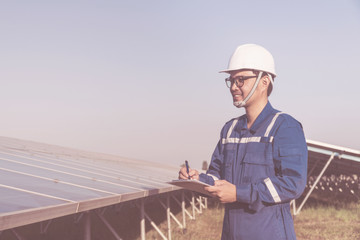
[291,140,360,215]
[138,191,207,240]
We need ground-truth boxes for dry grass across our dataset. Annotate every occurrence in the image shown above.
[294,202,360,240]
[140,199,360,240]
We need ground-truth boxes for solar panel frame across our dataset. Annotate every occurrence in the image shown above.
[0,136,179,231]
[307,140,360,176]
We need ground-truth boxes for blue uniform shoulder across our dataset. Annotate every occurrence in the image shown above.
[276,112,303,129]
[224,114,247,128]
[220,114,246,136]
[224,114,246,125]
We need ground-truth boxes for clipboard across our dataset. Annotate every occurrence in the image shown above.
[168,179,212,197]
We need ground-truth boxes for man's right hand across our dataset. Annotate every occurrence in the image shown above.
[178,167,199,180]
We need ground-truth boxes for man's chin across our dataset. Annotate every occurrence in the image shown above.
[233,101,245,108]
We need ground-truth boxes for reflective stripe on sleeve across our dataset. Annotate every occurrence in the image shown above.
[264,177,281,203]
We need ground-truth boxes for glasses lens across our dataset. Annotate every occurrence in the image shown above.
[225,75,257,88]
[225,78,231,88]
[237,78,246,87]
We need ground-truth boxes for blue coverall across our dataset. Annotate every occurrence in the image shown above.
[199,102,308,240]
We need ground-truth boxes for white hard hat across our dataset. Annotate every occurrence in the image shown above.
[220,44,276,77]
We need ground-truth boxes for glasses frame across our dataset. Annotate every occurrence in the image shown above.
[225,75,257,88]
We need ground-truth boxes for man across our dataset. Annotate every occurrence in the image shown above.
[179,44,308,240]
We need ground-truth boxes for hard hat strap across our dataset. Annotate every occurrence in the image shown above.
[233,71,263,108]
[268,74,274,85]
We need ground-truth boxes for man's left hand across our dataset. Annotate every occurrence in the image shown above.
[205,180,236,203]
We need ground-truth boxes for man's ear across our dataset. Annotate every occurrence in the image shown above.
[261,75,270,90]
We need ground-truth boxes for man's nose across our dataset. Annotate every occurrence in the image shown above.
[230,81,239,91]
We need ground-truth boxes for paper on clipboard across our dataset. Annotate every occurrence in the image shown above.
[168,179,212,197]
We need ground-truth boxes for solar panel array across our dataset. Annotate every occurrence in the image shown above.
[0,136,179,231]
[2,136,360,231]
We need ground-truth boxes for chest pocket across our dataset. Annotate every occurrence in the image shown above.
[222,144,236,182]
[241,150,274,183]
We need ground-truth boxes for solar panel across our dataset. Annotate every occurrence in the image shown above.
[0,186,68,213]
[0,136,179,231]
[307,139,360,176]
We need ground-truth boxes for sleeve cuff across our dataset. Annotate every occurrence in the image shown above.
[236,183,252,203]
[199,173,215,186]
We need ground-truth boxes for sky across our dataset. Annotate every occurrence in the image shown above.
[1,0,360,169]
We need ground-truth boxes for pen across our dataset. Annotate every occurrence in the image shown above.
[185,160,191,179]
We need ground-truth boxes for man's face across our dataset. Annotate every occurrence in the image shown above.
[228,70,258,104]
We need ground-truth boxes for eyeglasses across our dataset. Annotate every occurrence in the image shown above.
[225,75,257,88]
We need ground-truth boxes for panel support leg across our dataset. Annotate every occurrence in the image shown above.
[11,229,25,240]
[140,199,146,240]
[40,219,52,234]
[159,194,184,231]
[84,211,91,240]
[96,210,122,240]
[166,194,171,240]
[182,191,186,230]
[295,152,337,215]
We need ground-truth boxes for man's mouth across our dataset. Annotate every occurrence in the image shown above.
[232,94,242,100]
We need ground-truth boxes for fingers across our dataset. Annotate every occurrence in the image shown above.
[188,169,199,180]
[204,186,220,198]
[214,180,226,186]
[178,167,188,179]
[204,185,218,194]
[178,167,199,180]
[204,181,237,203]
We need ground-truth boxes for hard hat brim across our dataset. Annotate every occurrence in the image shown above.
[218,68,276,77]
